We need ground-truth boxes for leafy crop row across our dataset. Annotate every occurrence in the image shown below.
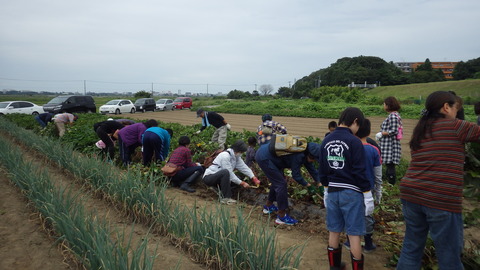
[0,134,155,269]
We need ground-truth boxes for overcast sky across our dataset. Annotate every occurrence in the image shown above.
[1,0,479,94]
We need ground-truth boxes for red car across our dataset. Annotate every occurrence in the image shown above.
[173,97,192,109]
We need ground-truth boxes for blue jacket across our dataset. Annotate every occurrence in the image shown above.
[319,127,370,193]
[255,142,321,186]
[143,127,171,159]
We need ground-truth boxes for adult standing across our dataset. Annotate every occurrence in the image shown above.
[142,124,173,166]
[255,142,321,225]
[202,140,258,204]
[376,96,402,185]
[256,113,288,145]
[397,91,480,270]
[93,120,125,160]
[168,136,205,193]
[52,113,77,137]
[196,108,230,150]
[117,119,157,166]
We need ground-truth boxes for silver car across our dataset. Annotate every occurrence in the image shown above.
[156,99,175,111]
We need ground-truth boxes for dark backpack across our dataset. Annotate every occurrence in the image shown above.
[203,149,225,168]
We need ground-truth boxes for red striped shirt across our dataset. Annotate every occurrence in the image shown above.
[400,118,480,213]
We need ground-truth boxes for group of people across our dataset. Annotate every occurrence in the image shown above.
[190,93,480,270]
[320,92,480,270]
[35,112,78,137]
[34,91,480,270]
[92,118,173,168]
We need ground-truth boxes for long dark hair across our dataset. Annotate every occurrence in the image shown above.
[410,91,458,151]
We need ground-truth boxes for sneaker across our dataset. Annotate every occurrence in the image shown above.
[363,243,377,253]
[220,198,237,205]
[263,204,279,214]
[275,214,298,225]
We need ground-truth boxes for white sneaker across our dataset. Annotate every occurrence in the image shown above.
[220,198,237,205]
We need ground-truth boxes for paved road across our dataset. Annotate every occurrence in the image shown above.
[129,109,417,160]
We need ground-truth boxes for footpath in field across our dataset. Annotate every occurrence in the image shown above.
[0,172,72,269]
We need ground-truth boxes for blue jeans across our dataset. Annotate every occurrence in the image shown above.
[35,115,47,128]
[397,199,464,270]
[256,158,289,211]
[326,189,365,236]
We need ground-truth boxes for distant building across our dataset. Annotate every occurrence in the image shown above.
[394,61,458,79]
[394,62,415,73]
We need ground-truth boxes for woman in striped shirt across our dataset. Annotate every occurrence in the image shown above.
[397,91,480,270]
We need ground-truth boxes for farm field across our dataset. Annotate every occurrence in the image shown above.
[0,113,396,269]
[1,110,478,269]
[132,109,418,161]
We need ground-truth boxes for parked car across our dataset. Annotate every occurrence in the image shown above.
[134,98,156,113]
[99,99,136,114]
[0,101,45,115]
[43,95,96,113]
[156,99,175,111]
[173,97,192,109]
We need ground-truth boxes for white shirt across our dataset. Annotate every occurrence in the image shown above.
[203,148,254,185]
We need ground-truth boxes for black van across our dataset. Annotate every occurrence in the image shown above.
[134,98,156,113]
[43,95,96,114]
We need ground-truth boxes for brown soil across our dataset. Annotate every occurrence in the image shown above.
[131,109,417,160]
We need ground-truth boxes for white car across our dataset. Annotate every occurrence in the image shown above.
[156,99,175,111]
[0,101,45,115]
[99,99,136,114]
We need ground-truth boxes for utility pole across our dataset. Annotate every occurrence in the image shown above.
[207,84,209,96]
[151,83,154,97]
[84,80,86,95]
[291,79,296,98]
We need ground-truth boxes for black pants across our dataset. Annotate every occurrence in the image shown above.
[386,163,396,185]
[96,127,115,160]
[203,169,232,198]
[171,166,204,186]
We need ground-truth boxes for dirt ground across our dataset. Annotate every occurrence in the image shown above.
[131,109,417,160]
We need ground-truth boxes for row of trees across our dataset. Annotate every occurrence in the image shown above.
[453,58,480,80]
[224,56,480,99]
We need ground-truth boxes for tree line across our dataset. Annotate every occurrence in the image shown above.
[226,56,480,99]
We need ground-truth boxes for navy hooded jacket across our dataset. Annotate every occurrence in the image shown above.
[319,127,370,193]
[255,142,321,186]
